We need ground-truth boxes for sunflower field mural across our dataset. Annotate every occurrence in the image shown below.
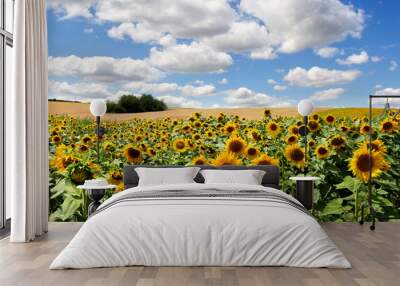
[48,110,400,222]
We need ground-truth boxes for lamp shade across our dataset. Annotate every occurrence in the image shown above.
[90,99,107,117]
[297,99,315,116]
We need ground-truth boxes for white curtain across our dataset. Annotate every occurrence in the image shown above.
[7,0,49,242]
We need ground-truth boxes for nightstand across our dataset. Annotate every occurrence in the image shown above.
[77,184,116,215]
[289,176,320,210]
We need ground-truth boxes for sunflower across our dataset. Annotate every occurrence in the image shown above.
[205,129,213,138]
[244,146,259,159]
[325,115,335,124]
[252,153,279,166]
[266,121,281,137]
[340,125,350,132]
[315,145,330,159]
[192,155,209,165]
[308,139,316,149]
[224,122,237,135]
[380,119,398,133]
[173,138,188,153]
[284,145,306,168]
[329,135,346,149]
[108,170,123,185]
[311,114,319,121]
[192,133,202,141]
[349,147,389,183]
[147,148,157,157]
[78,144,89,152]
[123,144,143,163]
[52,154,80,171]
[360,124,373,135]
[52,135,62,144]
[263,109,272,118]
[359,139,387,154]
[285,135,298,145]
[288,125,299,135]
[103,142,116,152]
[69,166,92,185]
[225,135,247,154]
[307,120,320,132]
[81,135,92,145]
[212,152,241,166]
[247,128,261,141]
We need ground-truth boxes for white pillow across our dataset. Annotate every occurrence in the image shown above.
[135,167,201,186]
[200,169,266,185]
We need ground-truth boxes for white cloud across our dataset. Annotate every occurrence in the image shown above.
[309,88,345,101]
[371,56,383,62]
[224,87,292,107]
[273,85,287,91]
[267,79,278,85]
[249,47,277,60]
[47,0,94,19]
[284,66,362,87]
[96,0,234,39]
[49,55,163,82]
[314,47,339,58]
[149,42,232,73]
[374,88,400,105]
[374,84,383,89]
[180,84,216,97]
[240,0,364,54]
[202,21,271,54]
[156,95,202,108]
[48,80,113,100]
[389,60,398,71]
[107,22,163,43]
[336,51,369,65]
[375,88,400,96]
[218,78,228,84]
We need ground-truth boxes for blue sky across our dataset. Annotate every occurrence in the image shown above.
[47,0,400,108]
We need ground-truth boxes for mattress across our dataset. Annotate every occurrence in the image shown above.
[50,183,351,269]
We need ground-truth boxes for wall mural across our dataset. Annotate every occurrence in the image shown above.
[49,110,400,222]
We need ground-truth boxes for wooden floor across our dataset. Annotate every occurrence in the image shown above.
[0,222,399,286]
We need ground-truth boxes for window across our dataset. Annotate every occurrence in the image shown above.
[0,0,14,232]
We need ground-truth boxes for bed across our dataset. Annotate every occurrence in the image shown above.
[50,165,351,269]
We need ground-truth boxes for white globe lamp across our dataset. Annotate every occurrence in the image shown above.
[297,99,314,116]
[90,99,107,117]
[90,100,107,163]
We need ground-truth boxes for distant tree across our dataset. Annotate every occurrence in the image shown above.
[106,94,167,113]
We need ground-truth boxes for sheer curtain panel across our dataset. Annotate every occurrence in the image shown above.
[8,0,48,242]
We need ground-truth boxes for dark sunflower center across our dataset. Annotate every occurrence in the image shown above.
[288,136,296,143]
[318,148,328,155]
[247,148,257,156]
[308,122,318,130]
[327,116,334,122]
[383,122,393,130]
[331,137,344,146]
[128,148,140,158]
[270,124,277,131]
[176,141,185,149]
[357,154,371,172]
[226,126,234,133]
[291,149,304,162]
[258,160,271,165]
[195,159,205,165]
[229,141,244,153]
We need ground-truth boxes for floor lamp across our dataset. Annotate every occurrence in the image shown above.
[90,99,107,163]
[297,99,315,166]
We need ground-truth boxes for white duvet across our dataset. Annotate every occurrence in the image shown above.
[50,183,351,269]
